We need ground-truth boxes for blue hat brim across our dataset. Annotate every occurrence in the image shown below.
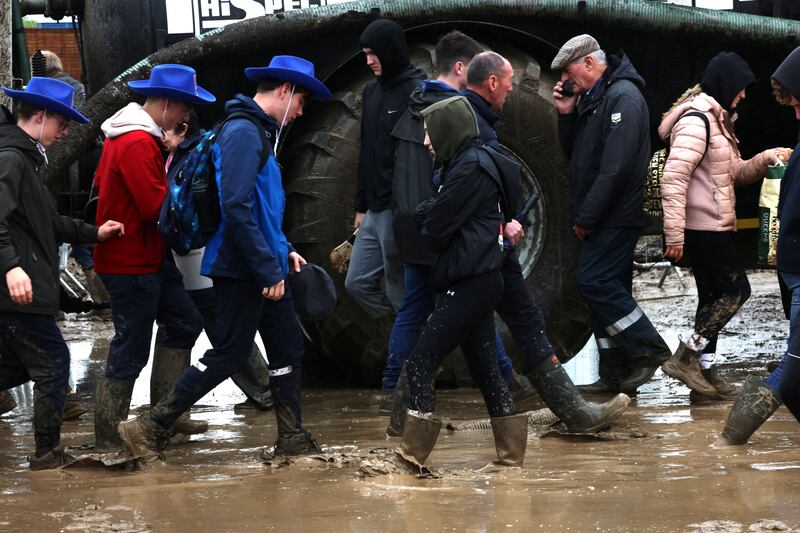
[127,81,216,105]
[244,67,332,101]
[1,86,89,123]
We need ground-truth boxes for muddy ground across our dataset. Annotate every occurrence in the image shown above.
[0,269,798,532]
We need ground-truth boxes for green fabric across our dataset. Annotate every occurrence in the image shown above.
[419,95,479,168]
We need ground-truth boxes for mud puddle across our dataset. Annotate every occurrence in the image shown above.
[0,271,798,532]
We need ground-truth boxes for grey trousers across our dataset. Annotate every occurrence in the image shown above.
[345,209,404,318]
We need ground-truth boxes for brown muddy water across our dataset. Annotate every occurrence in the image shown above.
[0,270,798,532]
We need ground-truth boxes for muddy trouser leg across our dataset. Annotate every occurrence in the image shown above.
[0,313,70,456]
[150,277,264,430]
[495,252,554,373]
[577,228,670,368]
[778,272,800,421]
[685,231,751,353]
[383,263,434,393]
[188,288,271,407]
[345,210,396,318]
[461,314,516,418]
[256,285,306,434]
[406,271,505,414]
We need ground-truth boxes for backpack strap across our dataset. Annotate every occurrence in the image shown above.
[679,111,711,160]
[216,111,271,169]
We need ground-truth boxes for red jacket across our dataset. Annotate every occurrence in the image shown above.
[93,129,166,274]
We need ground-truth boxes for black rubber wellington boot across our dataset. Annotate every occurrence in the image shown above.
[0,390,17,416]
[231,345,273,410]
[527,357,631,433]
[94,377,135,449]
[397,411,442,467]
[150,345,208,438]
[490,414,528,466]
[270,371,322,456]
[386,362,410,437]
[715,376,782,446]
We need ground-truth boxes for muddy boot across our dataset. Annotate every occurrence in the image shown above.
[150,346,208,438]
[527,357,630,433]
[270,369,321,456]
[82,265,110,304]
[377,391,394,416]
[397,411,442,467]
[117,411,169,465]
[489,414,528,467]
[63,391,89,421]
[715,376,782,446]
[386,363,411,437]
[702,367,741,398]
[618,366,658,394]
[660,342,717,396]
[94,377,134,449]
[231,345,273,410]
[0,390,17,416]
[577,377,620,394]
[28,441,69,471]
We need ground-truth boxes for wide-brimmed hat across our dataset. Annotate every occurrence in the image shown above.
[127,64,215,105]
[1,77,88,123]
[288,263,337,321]
[245,56,332,101]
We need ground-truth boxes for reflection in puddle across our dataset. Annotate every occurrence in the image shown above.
[750,462,800,471]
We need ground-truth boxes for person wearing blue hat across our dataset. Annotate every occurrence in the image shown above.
[0,77,125,469]
[118,55,332,464]
[91,64,215,450]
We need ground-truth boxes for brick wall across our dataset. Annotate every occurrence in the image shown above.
[24,28,83,82]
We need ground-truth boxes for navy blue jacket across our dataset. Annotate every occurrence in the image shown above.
[461,89,501,150]
[778,143,800,273]
[201,95,292,287]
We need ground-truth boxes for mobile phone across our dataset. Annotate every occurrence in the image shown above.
[561,80,575,97]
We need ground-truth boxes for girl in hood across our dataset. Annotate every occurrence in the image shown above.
[395,96,527,470]
[658,52,788,401]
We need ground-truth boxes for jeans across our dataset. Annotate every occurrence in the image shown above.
[406,271,515,418]
[577,227,670,373]
[100,260,203,380]
[151,277,305,431]
[777,271,800,420]
[382,263,513,391]
[345,209,404,318]
[0,312,70,454]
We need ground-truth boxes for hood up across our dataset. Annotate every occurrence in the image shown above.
[359,19,411,81]
[419,95,479,168]
[701,52,755,112]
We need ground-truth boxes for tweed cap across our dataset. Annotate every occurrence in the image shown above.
[551,34,600,70]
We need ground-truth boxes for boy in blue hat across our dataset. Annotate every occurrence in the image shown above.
[118,56,332,463]
[0,77,125,468]
[92,64,215,449]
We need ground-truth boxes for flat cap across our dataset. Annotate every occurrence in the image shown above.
[551,34,600,70]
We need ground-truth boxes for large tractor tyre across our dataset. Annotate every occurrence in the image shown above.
[282,41,589,386]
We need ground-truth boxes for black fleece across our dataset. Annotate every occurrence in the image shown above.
[0,107,98,315]
[355,19,426,213]
[558,53,650,230]
[701,52,755,111]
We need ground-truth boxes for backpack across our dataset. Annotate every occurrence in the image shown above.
[643,111,711,222]
[158,112,270,255]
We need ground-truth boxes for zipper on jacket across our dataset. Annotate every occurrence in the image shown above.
[713,188,721,219]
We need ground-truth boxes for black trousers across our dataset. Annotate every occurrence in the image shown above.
[684,230,751,353]
[406,271,515,418]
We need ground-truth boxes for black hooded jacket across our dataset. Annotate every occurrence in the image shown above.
[0,107,98,315]
[701,52,756,112]
[390,80,458,265]
[773,47,800,273]
[558,53,650,230]
[355,19,426,213]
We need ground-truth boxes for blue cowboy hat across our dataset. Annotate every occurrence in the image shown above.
[244,56,332,101]
[2,77,89,123]
[127,64,215,105]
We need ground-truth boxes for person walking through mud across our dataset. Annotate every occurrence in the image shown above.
[379,31,520,412]
[0,78,124,469]
[346,19,426,327]
[117,56,332,464]
[717,46,800,444]
[658,52,787,401]
[159,111,273,412]
[552,34,672,394]
[396,95,528,469]
[91,64,214,450]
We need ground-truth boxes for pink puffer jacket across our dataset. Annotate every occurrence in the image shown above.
[658,92,775,246]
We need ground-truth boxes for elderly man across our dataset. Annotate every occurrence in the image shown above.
[552,34,671,394]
